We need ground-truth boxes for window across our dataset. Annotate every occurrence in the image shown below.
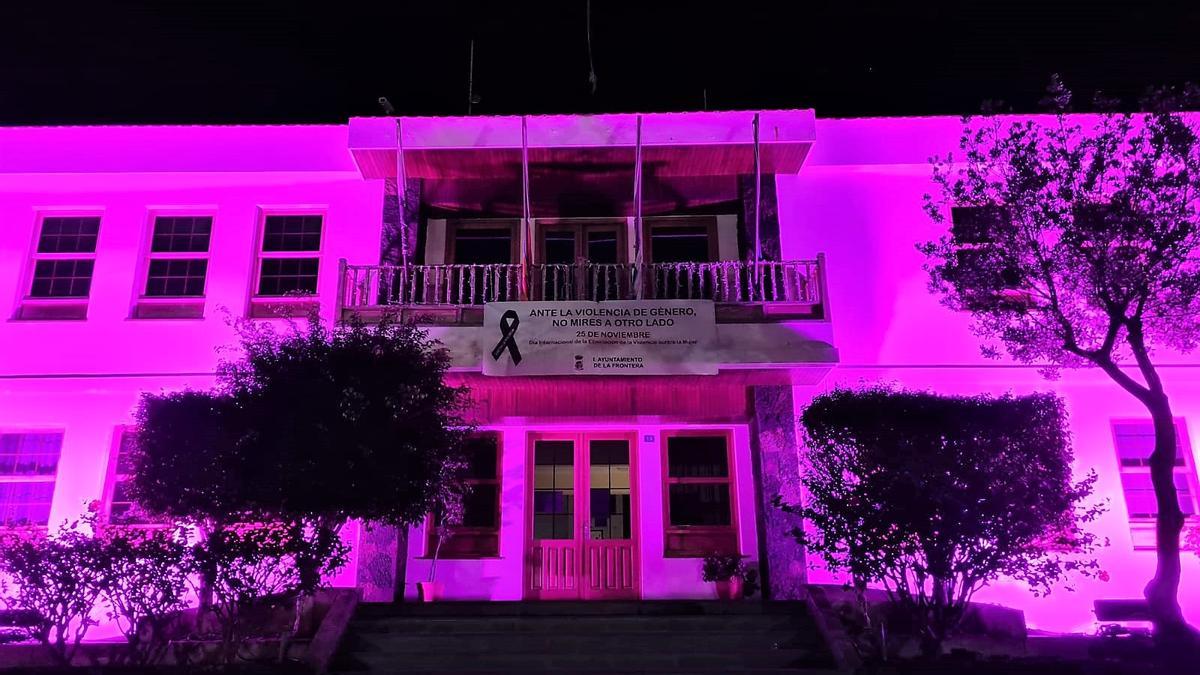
[428,433,501,558]
[1113,420,1199,515]
[256,214,322,296]
[949,206,1011,245]
[250,213,323,317]
[103,429,156,526]
[132,215,213,318]
[20,216,100,319]
[0,432,63,527]
[663,432,736,556]
[645,217,717,264]
[444,220,520,304]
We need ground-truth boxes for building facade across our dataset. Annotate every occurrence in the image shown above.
[0,112,1197,633]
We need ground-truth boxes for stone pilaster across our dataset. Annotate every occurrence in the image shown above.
[738,174,781,261]
[379,178,422,265]
[749,384,807,600]
[355,523,406,602]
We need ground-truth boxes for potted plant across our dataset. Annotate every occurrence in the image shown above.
[419,493,463,602]
[702,552,747,600]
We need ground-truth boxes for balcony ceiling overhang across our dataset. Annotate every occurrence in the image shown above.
[347,110,817,181]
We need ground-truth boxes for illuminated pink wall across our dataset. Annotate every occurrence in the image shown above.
[778,116,1200,632]
[2,115,1198,635]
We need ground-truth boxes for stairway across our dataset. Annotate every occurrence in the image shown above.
[331,600,838,674]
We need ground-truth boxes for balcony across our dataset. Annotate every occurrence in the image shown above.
[338,257,825,325]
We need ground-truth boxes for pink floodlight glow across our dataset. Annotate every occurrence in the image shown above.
[0,114,1197,638]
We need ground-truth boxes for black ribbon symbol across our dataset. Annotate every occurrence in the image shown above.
[491,309,522,365]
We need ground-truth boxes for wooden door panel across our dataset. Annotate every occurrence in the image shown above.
[584,541,635,597]
[529,541,578,598]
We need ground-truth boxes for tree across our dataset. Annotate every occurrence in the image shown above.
[131,391,252,611]
[921,76,1200,640]
[784,386,1102,657]
[132,314,472,626]
[218,314,473,534]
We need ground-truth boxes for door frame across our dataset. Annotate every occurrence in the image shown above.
[524,430,640,600]
[534,218,629,265]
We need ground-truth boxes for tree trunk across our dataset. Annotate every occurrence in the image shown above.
[1143,394,1191,642]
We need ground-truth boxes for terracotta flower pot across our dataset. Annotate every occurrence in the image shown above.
[417,581,442,602]
[714,577,743,600]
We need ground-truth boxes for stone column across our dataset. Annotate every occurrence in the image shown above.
[738,174,782,261]
[748,384,807,600]
[379,178,422,265]
[355,523,407,602]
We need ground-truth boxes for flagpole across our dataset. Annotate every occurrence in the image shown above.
[633,114,644,300]
[520,116,532,300]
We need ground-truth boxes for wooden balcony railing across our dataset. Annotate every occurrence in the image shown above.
[339,258,824,316]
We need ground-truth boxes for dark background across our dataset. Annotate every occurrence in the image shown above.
[4,1,1198,124]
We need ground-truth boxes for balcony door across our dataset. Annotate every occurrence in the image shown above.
[526,432,638,600]
[536,220,626,300]
[445,220,520,304]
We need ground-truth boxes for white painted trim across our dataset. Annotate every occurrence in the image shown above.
[425,219,447,264]
[717,215,738,261]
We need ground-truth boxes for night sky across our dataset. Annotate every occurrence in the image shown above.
[4,1,1199,125]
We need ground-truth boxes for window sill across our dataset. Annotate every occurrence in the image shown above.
[13,298,89,321]
[132,297,205,320]
[248,296,319,318]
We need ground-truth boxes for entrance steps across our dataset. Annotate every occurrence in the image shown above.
[332,600,838,673]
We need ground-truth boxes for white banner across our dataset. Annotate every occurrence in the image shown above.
[482,300,717,376]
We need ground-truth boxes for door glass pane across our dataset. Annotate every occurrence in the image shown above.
[534,440,574,539]
[544,230,576,264]
[586,229,619,264]
[454,227,512,264]
[650,225,710,263]
[589,440,631,540]
[586,229,622,300]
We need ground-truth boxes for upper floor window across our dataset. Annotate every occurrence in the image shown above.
[145,216,212,296]
[0,432,63,527]
[249,213,323,318]
[1112,419,1199,549]
[256,214,323,296]
[19,216,100,320]
[428,433,501,558]
[662,432,737,557]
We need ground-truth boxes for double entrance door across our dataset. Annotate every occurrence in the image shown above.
[526,432,638,600]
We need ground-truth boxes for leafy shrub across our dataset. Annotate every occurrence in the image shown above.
[99,526,195,665]
[783,386,1103,657]
[0,515,109,665]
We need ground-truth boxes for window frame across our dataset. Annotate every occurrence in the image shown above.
[660,429,738,558]
[18,212,103,319]
[642,216,719,264]
[426,431,503,559]
[1111,418,1200,550]
[445,219,521,265]
[0,429,64,528]
[132,211,215,319]
[249,208,326,317]
[101,427,146,527]
[535,218,628,265]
